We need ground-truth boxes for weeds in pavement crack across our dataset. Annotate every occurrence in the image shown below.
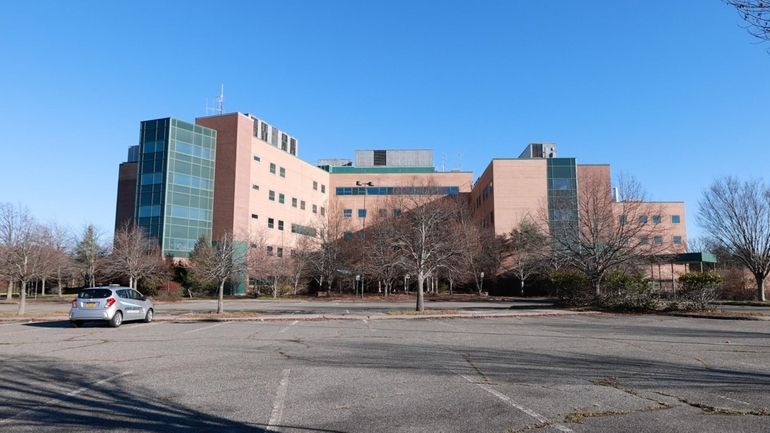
[655,391,770,416]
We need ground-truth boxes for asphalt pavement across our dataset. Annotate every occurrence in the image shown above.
[0,313,769,432]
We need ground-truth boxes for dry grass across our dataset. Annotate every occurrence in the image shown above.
[384,309,462,316]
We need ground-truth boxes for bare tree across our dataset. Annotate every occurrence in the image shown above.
[187,232,247,313]
[0,203,44,315]
[547,174,665,296]
[698,177,770,301]
[288,235,314,295]
[246,231,289,299]
[391,193,463,311]
[725,1,770,43]
[363,211,402,297]
[310,203,350,292]
[507,220,548,296]
[108,222,164,289]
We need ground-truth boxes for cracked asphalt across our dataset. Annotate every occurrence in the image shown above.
[0,314,768,432]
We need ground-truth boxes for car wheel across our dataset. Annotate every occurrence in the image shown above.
[144,308,153,323]
[71,321,82,328]
[110,311,123,328]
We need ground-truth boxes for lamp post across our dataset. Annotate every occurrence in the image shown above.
[355,274,361,297]
[355,180,373,298]
[479,271,485,295]
[404,274,410,294]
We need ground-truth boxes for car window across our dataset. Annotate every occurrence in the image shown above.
[132,290,144,300]
[78,289,112,299]
[117,289,130,298]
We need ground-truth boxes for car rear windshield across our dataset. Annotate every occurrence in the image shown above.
[78,289,113,299]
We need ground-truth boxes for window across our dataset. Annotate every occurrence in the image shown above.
[291,224,317,237]
[379,209,387,218]
[279,167,285,177]
[393,209,401,217]
[281,133,288,151]
[267,246,273,256]
[320,207,326,216]
[652,215,661,225]
[292,197,297,208]
[252,184,259,190]
[343,209,352,218]
[269,190,275,201]
[289,138,297,155]
[277,247,283,257]
[673,236,682,245]
[672,215,681,224]
[253,155,261,162]
[278,220,284,231]
[313,181,318,190]
[269,163,276,174]
[300,200,306,210]
[639,236,649,244]
[321,184,326,193]
[260,122,268,141]
[251,213,258,219]
[654,236,663,245]
[373,150,387,166]
[358,209,367,218]
[279,193,285,204]
[268,218,274,229]
[312,204,317,213]
[619,215,627,225]
[639,215,648,224]
[343,231,353,239]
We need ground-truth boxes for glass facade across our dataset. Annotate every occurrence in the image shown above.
[547,158,578,234]
[335,186,460,196]
[135,118,216,258]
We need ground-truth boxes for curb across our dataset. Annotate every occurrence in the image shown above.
[0,310,593,324]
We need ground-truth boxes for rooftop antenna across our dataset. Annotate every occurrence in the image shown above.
[205,84,225,115]
[441,152,447,172]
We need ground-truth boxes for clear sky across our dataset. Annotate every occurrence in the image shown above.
[0,0,767,241]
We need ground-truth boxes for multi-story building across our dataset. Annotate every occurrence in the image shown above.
[115,112,689,291]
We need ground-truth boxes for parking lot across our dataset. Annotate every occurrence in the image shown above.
[1,313,769,432]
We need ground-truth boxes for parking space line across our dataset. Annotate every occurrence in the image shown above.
[0,371,131,425]
[267,369,290,430]
[451,369,574,433]
[278,321,298,333]
[183,322,227,334]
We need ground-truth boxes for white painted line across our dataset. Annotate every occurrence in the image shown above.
[183,322,226,334]
[0,371,131,425]
[718,395,751,406]
[267,369,290,430]
[452,370,574,433]
[278,321,298,333]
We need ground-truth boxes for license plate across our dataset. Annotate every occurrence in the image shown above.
[85,302,96,309]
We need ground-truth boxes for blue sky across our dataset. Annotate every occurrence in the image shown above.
[0,1,768,241]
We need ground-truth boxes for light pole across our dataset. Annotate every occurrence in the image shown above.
[355,274,361,297]
[355,180,373,298]
[404,274,410,294]
[479,271,485,295]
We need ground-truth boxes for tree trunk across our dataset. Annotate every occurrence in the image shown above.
[416,273,425,312]
[6,280,12,300]
[449,278,453,296]
[17,280,27,316]
[756,274,766,302]
[42,278,46,296]
[594,277,602,297]
[520,278,525,296]
[216,279,225,314]
[273,276,278,299]
[57,267,63,297]
[129,277,134,290]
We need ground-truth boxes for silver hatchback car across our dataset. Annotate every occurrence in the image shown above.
[70,287,154,328]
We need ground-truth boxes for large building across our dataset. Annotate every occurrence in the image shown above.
[115,111,688,289]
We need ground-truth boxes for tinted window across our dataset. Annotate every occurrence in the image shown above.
[78,289,113,299]
[132,290,145,300]
[117,289,130,298]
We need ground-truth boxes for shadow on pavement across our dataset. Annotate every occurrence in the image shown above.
[0,355,346,432]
